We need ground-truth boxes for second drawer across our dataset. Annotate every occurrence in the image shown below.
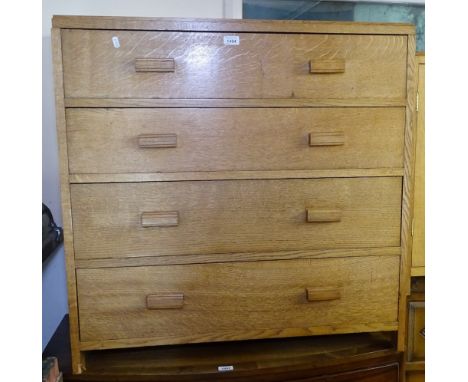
[67,108,405,174]
[71,177,402,260]
[66,107,405,174]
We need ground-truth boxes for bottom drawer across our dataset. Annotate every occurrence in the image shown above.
[77,255,400,348]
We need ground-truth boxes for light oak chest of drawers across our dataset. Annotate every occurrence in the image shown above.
[52,16,416,374]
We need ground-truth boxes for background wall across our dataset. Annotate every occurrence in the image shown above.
[243,0,424,51]
[42,0,242,351]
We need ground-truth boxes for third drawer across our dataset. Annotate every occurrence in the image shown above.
[71,177,402,260]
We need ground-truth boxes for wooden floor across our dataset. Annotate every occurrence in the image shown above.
[43,315,402,381]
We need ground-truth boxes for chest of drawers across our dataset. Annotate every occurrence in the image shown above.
[52,16,416,374]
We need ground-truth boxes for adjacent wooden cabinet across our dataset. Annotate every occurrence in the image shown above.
[406,277,425,382]
[411,53,425,276]
[406,52,425,380]
[52,16,416,375]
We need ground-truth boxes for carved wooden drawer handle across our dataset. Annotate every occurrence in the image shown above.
[306,287,341,302]
[135,58,175,72]
[141,211,179,228]
[306,208,342,223]
[309,59,345,74]
[146,293,184,309]
[138,134,177,148]
[309,131,345,146]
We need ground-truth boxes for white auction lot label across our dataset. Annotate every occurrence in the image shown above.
[218,365,234,372]
[223,36,240,45]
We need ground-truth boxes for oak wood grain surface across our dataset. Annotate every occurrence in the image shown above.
[70,177,402,260]
[66,108,405,174]
[76,256,400,345]
[61,30,407,100]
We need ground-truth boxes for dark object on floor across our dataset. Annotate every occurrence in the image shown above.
[43,356,63,382]
[42,203,63,262]
[44,316,402,381]
[43,316,71,374]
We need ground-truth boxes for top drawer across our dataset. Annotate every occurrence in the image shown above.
[61,30,407,100]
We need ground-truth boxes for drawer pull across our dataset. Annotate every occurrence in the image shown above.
[135,58,175,72]
[306,287,341,302]
[141,211,179,228]
[306,208,342,223]
[309,59,345,74]
[146,293,184,309]
[309,131,345,146]
[138,134,177,148]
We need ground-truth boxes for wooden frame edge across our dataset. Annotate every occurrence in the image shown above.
[52,15,415,35]
[75,247,401,269]
[64,97,407,108]
[68,168,405,184]
[79,322,400,351]
[397,34,417,353]
[51,27,85,374]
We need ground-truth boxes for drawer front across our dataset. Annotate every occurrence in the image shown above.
[77,256,400,343]
[62,30,407,99]
[66,108,405,174]
[71,177,402,260]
